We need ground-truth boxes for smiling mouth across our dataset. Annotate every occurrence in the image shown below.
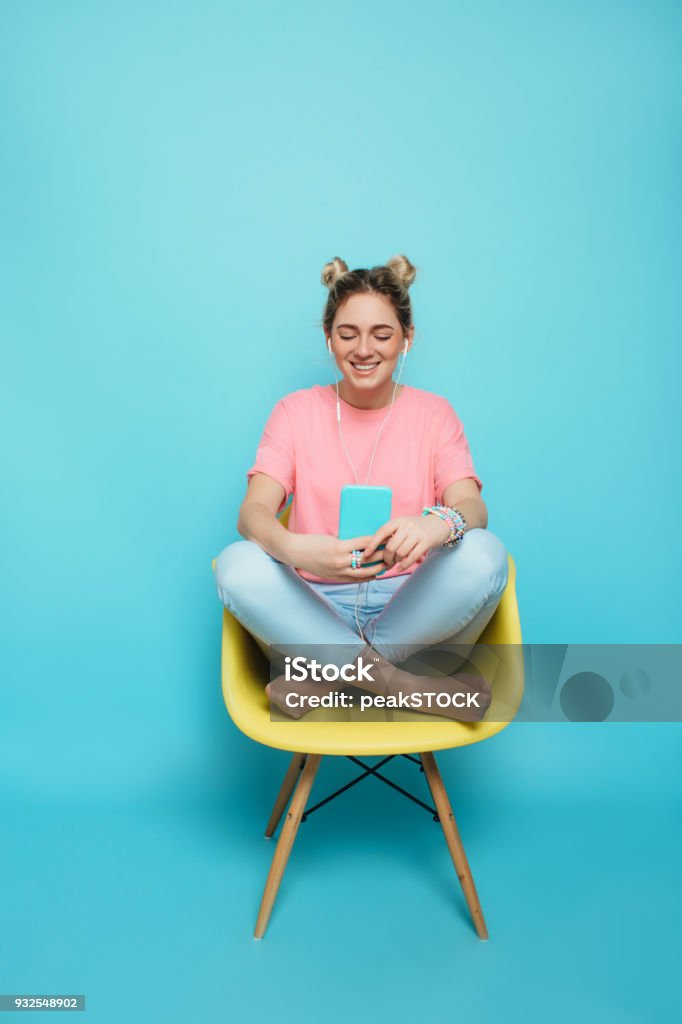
[350,361,381,373]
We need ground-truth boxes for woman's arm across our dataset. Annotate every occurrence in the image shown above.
[237,474,298,566]
[237,473,382,581]
[442,478,488,531]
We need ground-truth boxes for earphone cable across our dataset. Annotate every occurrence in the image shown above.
[328,341,409,651]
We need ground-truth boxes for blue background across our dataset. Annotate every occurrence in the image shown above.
[1,1,680,1021]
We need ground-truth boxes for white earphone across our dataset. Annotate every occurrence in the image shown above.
[326,333,410,647]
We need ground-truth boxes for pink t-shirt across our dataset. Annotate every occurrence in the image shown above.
[246,383,483,584]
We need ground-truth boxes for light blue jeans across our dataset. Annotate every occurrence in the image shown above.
[213,528,509,674]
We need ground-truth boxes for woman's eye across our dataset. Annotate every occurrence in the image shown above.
[339,335,392,341]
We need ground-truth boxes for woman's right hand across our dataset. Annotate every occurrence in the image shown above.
[288,533,386,582]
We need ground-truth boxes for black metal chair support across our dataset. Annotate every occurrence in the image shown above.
[300,753,439,822]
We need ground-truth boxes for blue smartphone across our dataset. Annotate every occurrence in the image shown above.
[338,485,392,570]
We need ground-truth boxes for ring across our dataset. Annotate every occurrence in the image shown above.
[351,548,362,570]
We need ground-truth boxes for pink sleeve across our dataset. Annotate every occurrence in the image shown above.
[246,400,296,513]
[433,400,483,502]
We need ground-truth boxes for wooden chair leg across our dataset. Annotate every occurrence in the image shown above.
[420,751,489,940]
[265,753,307,837]
[254,753,322,939]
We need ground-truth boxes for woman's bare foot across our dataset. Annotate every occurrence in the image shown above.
[265,643,492,722]
[265,642,376,719]
[266,674,353,719]
[353,651,492,722]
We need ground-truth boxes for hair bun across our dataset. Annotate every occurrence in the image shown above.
[321,257,350,290]
[385,254,417,290]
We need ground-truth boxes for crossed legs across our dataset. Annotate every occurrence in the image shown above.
[214,528,509,719]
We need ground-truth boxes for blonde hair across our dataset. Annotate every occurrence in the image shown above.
[319,254,418,338]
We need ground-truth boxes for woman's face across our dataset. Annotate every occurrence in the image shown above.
[329,292,412,395]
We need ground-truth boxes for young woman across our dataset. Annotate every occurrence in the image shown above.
[213,255,509,720]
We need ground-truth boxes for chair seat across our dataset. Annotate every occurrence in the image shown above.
[218,554,524,756]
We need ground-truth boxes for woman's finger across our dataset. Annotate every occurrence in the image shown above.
[357,521,394,560]
[394,540,425,572]
[383,528,410,566]
[341,564,384,581]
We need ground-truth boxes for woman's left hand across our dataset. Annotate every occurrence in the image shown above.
[360,514,450,573]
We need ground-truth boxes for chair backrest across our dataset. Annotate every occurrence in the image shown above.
[278,501,293,529]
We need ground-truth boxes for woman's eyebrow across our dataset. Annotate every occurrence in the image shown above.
[337,323,395,330]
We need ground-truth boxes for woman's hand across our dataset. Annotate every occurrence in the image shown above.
[360,514,450,573]
[288,533,391,583]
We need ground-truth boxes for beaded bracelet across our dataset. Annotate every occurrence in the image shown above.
[444,506,467,547]
[422,505,465,547]
[421,504,467,548]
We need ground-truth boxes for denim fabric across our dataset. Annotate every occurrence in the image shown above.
[214,528,509,673]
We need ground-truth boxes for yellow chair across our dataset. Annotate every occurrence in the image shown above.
[212,504,523,940]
